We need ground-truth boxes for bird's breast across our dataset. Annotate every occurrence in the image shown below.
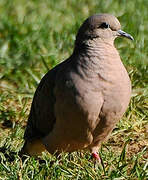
[54,57,131,141]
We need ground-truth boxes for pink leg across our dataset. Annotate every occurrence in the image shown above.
[92,152,101,162]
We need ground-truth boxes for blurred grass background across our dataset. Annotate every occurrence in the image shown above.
[0,0,148,179]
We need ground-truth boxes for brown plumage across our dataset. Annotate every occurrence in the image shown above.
[21,14,133,159]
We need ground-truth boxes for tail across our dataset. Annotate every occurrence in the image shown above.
[20,104,47,157]
[20,139,47,157]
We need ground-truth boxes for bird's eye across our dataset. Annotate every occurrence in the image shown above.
[99,22,110,29]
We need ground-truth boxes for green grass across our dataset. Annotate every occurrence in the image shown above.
[0,0,148,179]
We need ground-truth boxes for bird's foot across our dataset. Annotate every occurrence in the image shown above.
[92,152,101,163]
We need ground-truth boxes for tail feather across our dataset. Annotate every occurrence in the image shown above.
[20,139,46,157]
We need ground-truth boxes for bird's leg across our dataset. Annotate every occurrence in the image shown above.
[91,151,101,170]
[92,152,101,163]
[90,145,101,163]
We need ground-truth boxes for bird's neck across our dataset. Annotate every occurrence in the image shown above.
[74,37,118,57]
[73,39,120,71]
[72,39,128,87]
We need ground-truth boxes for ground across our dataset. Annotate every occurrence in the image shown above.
[0,0,148,179]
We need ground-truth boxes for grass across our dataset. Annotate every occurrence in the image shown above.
[0,0,148,179]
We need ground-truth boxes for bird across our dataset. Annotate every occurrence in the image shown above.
[21,13,133,161]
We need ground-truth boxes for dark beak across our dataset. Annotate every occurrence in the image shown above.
[117,30,134,41]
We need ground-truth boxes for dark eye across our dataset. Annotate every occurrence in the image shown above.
[99,22,110,29]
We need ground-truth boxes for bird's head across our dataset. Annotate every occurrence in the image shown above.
[75,14,134,48]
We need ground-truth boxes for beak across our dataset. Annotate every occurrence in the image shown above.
[117,30,134,41]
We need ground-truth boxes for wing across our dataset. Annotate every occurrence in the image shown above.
[24,59,70,141]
